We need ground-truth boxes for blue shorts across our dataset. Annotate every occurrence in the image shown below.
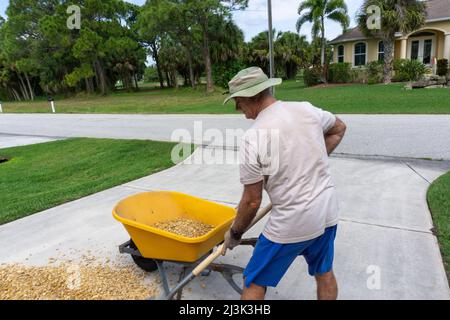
[243,225,337,288]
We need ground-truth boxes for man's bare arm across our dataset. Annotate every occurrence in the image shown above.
[232,181,264,235]
[325,117,347,155]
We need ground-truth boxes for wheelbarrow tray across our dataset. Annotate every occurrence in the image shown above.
[113,191,236,263]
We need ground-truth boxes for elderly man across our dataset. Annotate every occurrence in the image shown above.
[221,67,347,300]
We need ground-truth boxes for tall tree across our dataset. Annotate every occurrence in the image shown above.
[167,0,201,88]
[137,0,167,89]
[184,0,248,92]
[357,0,426,83]
[1,0,60,100]
[296,0,349,70]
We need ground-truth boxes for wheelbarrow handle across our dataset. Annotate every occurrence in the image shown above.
[192,203,272,276]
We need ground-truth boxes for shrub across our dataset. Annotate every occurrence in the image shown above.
[328,63,351,83]
[437,59,449,77]
[0,88,7,101]
[393,59,427,82]
[212,60,246,89]
[367,60,384,84]
[351,67,368,84]
[303,66,323,87]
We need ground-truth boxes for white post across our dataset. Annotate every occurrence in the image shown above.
[0,101,2,113]
[400,38,408,59]
[267,0,275,95]
[48,96,55,113]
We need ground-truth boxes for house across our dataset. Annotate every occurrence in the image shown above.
[329,0,450,68]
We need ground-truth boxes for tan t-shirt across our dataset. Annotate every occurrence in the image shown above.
[239,100,339,243]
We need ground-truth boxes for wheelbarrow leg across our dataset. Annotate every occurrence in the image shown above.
[156,260,171,296]
[176,267,189,300]
[157,273,196,300]
[155,262,197,300]
[210,263,244,295]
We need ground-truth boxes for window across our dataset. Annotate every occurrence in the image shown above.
[354,42,366,66]
[378,41,384,61]
[411,41,419,60]
[423,39,432,65]
[338,45,344,63]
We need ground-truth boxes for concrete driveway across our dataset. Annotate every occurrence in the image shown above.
[0,132,61,149]
[1,147,449,300]
[1,114,450,160]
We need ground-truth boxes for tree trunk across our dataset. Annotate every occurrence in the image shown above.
[123,73,132,92]
[24,73,34,101]
[201,18,214,93]
[85,77,95,94]
[321,16,325,67]
[151,42,164,89]
[383,37,394,84]
[186,48,196,89]
[89,77,94,93]
[94,59,108,95]
[11,87,21,101]
[134,73,139,91]
[85,78,90,93]
[93,62,100,90]
[321,16,327,83]
[165,71,171,87]
[17,73,30,100]
[171,69,178,89]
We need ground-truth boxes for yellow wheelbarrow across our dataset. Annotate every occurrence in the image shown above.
[113,191,271,300]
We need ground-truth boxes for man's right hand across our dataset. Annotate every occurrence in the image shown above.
[221,228,242,256]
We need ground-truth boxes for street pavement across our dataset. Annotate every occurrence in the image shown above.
[1,113,449,160]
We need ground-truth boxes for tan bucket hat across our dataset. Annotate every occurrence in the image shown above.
[223,67,282,104]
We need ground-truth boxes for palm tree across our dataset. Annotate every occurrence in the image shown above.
[247,31,272,72]
[296,0,349,69]
[275,31,310,79]
[357,0,427,84]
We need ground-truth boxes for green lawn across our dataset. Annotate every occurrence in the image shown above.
[2,80,450,114]
[427,171,450,282]
[280,81,450,114]
[0,138,187,225]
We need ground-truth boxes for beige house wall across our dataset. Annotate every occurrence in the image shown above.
[333,39,383,65]
[425,20,450,33]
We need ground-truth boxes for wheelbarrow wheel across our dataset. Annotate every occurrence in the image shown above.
[129,240,158,272]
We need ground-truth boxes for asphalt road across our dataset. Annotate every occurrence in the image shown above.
[1,114,449,160]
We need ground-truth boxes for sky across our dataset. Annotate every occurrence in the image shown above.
[0,0,364,41]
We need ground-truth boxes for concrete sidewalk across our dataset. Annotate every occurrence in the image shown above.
[0,148,449,299]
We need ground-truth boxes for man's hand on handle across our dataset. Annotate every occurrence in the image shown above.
[221,227,242,256]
